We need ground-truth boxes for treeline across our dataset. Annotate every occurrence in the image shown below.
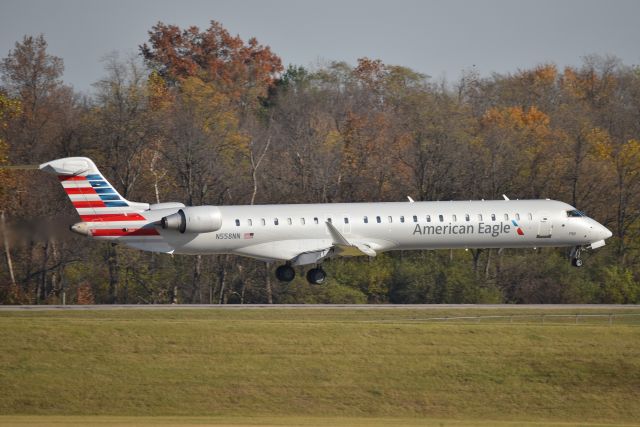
[1,21,639,304]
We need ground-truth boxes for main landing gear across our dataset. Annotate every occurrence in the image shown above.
[306,267,326,285]
[570,246,584,268]
[275,263,327,285]
[275,264,295,282]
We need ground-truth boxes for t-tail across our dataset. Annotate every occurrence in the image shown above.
[39,157,157,239]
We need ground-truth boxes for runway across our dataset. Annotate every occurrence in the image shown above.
[1,304,639,311]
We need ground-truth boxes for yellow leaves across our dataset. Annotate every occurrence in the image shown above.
[0,92,21,169]
[323,130,342,149]
[175,76,249,161]
[0,92,21,132]
[588,128,613,159]
[533,64,558,85]
[146,70,172,111]
[618,139,640,171]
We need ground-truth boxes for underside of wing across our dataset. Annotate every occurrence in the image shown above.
[231,221,396,266]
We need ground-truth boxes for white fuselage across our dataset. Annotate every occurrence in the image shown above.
[117,199,611,264]
[38,157,611,269]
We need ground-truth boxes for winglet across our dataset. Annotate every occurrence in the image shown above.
[502,194,510,201]
[325,220,350,246]
[407,196,415,203]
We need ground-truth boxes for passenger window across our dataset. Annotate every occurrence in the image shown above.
[465,214,470,221]
[274,218,279,225]
[478,214,483,221]
[248,219,253,226]
[388,216,393,223]
[439,214,444,222]
[413,215,418,223]
[504,214,509,220]
[300,218,305,225]
[376,216,381,223]
[515,213,520,220]
[261,218,266,226]
[344,217,349,224]
[235,219,240,226]
[287,218,292,225]
[364,216,369,224]
[491,214,496,221]
[452,215,457,222]
[314,217,319,224]
[327,218,332,223]
[426,215,431,222]
[400,215,405,223]
[528,213,533,220]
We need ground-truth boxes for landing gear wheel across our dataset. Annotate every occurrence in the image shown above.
[570,246,584,268]
[275,265,295,282]
[306,267,326,285]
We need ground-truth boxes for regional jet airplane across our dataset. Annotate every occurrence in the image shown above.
[40,157,612,284]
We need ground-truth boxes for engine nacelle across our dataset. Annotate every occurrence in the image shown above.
[160,206,222,234]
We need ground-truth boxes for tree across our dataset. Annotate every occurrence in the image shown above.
[140,21,283,111]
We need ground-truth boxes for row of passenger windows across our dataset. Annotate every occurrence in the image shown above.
[234,213,534,227]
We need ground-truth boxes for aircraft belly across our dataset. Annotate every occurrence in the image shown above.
[233,239,333,261]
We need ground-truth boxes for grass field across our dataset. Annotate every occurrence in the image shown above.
[1,307,639,426]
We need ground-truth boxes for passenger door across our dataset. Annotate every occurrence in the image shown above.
[537,215,552,238]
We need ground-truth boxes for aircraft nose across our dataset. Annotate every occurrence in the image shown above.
[602,226,613,240]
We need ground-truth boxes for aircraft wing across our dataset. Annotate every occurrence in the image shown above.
[232,221,391,266]
[324,220,377,257]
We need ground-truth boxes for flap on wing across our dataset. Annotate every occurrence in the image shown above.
[325,221,377,257]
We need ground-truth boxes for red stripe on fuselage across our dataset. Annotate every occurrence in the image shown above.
[58,175,86,181]
[91,228,159,237]
[80,213,146,222]
[72,201,106,208]
[65,187,98,195]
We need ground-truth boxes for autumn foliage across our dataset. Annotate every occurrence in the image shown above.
[1,24,640,305]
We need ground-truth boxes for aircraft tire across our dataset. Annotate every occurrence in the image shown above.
[275,265,295,282]
[306,267,326,285]
[571,258,583,268]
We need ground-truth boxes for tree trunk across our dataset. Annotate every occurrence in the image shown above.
[107,244,119,304]
[217,255,227,304]
[191,255,202,303]
[0,211,16,287]
[265,263,273,304]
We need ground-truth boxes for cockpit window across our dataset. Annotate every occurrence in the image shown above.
[567,210,585,217]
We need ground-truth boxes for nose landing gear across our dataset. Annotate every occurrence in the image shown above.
[570,246,584,268]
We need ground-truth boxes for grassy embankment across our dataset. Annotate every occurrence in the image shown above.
[0,307,639,426]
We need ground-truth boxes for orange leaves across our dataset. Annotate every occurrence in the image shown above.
[354,58,386,90]
[482,105,551,137]
[140,21,283,104]
[561,65,617,104]
[515,64,558,88]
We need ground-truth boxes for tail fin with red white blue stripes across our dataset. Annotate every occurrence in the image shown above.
[38,157,164,241]
[39,157,149,215]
